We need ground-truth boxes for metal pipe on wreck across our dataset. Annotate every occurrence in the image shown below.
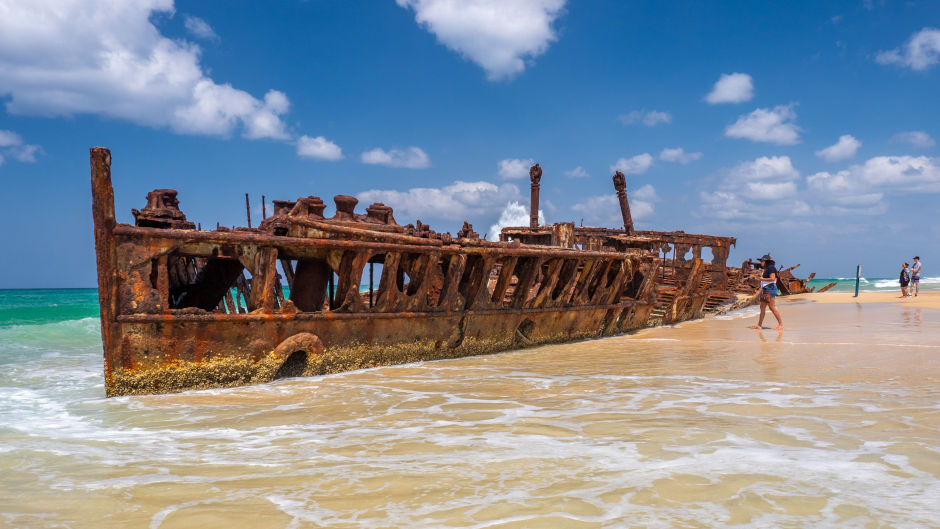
[612,170,634,234]
[529,163,542,229]
[245,193,252,228]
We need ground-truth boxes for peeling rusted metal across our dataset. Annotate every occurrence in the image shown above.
[92,150,815,397]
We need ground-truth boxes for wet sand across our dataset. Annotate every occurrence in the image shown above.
[2,296,938,528]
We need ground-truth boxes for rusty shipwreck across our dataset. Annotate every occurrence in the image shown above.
[91,148,810,397]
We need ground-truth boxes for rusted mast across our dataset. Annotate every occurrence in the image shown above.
[612,170,634,234]
[529,163,542,229]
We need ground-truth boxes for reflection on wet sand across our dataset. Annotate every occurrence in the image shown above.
[1,298,938,528]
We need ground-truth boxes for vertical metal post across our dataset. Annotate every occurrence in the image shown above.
[245,193,252,228]
[262,195,267,220]
[369,260,374,308]
[529,163,542,229]
[854,264,861,297]
[612,171,634,234]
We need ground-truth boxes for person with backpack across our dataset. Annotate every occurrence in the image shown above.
[751,253,784,331]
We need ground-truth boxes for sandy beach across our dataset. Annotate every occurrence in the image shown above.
[794,289,940,309]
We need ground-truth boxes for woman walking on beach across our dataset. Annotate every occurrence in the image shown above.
[900,262,911,297]
[751,254,784,331]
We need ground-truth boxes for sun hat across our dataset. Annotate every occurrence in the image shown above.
[760,253,774,261]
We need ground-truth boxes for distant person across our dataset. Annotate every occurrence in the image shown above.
[910,256,922,297]
[900,262,910,298]
[751,254,783,331]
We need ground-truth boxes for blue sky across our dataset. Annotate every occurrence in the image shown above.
[1,0,938,288]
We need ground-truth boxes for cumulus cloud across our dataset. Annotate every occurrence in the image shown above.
[0,129,43,164]
[659,147,702,164]
[725,105,801,145]
[361,146,431,168]
[815,134,861,162]
[183,15,219,41]
[891,130,935,148]
[296,135,343,161]
[876,28,940,71]
[0,0,291,141]
[488,201,545,240]
[697,155,810,220]
[0,130,22,148]
[565,166,588,178]
[396,0,567,81]
[358,180,522,228]
[618,110,672,127]
[632,183,659,202]
[726,156,800,200]
[699,190,812,220]
[610,153,654,175]
[572,186,656,228]
[705,73,754,104]
[808,155,940,195]
[497,158,535,179]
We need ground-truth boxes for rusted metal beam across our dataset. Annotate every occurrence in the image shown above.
[612,171,634,234]
[529,163,541,229]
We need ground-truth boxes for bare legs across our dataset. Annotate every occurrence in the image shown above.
[751,299,784,330]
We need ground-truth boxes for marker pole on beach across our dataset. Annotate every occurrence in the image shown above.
[854,265,861,297]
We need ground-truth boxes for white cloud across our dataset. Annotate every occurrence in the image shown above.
[808,155,940,194]
[618,110,672,127]
[565,166,588,178]
[697,155,809,220]
[659,147,702,164]
[876,28,940,71]
[699,190,812,220]
[361,147,431,169]
[724,156,800,201]
[610,153,654,175]
[0,130,23,147]
[497,158,535,179]
[705,73,754,104]
[358,180,522,227]
[725,105,801,145]
[728,155,800,184]
[183,15,219,41]
[488,201,545,240]
[632,184,659,202]
[0,0,290,141]
[395,0,567,81]
[701,154,940,220]
[0,129,42,164]
[891,130,935,149]
[572,188,656,228]
[8,144,43,163]
[296,135,343,161]
[815,134,861,162]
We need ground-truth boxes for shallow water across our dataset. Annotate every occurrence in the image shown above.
[1,291,939,528]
